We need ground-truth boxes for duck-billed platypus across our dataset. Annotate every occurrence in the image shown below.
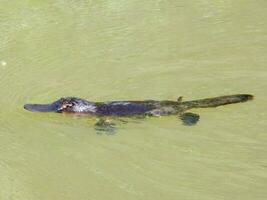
[24,94,253,132]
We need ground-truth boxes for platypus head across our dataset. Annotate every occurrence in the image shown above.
[24,97,97,113]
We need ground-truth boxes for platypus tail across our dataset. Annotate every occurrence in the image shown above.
[182,94,253,110]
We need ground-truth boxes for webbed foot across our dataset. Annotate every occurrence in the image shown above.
[179,112,200,126]
[94,118,116,134]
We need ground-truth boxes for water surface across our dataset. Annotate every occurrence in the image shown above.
[0,0,266,199]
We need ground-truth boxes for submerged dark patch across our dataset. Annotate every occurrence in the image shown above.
[180,112,200,126]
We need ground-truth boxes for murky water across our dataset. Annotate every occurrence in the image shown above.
[0,0,266,199]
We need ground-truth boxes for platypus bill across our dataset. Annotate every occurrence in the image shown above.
[24,94,253,133]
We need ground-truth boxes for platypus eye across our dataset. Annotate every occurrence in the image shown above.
[57,102,74,112]
[63,102,74,108]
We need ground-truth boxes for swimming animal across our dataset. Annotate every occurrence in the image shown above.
[24,94,253,132]
[24,94,253,130]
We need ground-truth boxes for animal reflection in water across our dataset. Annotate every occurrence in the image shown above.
[24,94,253,133]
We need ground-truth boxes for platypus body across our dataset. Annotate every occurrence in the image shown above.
[24,94,253,132]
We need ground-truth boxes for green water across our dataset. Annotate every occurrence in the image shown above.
[0,0,267,199]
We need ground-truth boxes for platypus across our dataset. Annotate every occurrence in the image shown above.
[24,94,253,132]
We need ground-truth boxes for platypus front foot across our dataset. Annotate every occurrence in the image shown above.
[94,118,116,134]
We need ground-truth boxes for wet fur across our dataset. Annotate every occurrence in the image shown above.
[24,94,253,131]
